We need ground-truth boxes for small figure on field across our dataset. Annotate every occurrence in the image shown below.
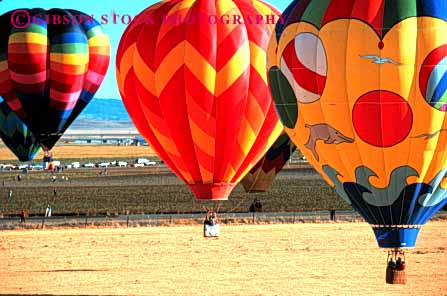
[45,205,52,217]
[7,190,13,201]
[203,211,220,238]
[249,198,263,212]
[330,210,336,222]
[20,209,27,223]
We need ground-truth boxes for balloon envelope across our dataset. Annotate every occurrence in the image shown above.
[269,0,447,248]
[117,0,283,200]
[0,9,110,149]
[241,133,296,192]
[0,100,40,161]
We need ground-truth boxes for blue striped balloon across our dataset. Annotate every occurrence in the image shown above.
[0,100,41,161]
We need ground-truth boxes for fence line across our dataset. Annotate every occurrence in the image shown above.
[1,211,446,230]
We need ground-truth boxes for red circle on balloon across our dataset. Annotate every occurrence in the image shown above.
[352,91,413,147]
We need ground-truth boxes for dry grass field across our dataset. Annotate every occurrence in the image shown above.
[0,167,345,215]
[0,145,156,161]
[1,222,446,296]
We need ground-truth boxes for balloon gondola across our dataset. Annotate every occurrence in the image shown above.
[386,248,406,285]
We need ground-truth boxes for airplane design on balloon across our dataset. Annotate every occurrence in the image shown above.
[359,55,400,65]
[304,123,354,161]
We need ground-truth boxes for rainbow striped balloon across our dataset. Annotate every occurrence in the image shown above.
[117,0,282,200]
[0,9,110,149]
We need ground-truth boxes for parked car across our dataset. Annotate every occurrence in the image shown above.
[136,158,150,164]
[135,158,156,166]
[1,164,16,170]
[118,161,127,167]
[133,163,144,168]
[30,164,43,170]
[17,164,29,170]
[83,163,95,168]
[71,162,80,169]
[97,162,111,168]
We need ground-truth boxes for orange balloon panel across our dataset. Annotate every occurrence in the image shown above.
[117,0,282,200]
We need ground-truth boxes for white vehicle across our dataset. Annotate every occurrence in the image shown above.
[83,163,95,168]
[136,158,156,166]
[65,164,73,169]
[71,162,80,169]
[17,164,29,170]
[97,162,111,168]
[31,164,43,170]
[2,164,16,170]
[136,158,150,164]
[118,161,127,167]
[52,160,61,167]
[133,163,144,168]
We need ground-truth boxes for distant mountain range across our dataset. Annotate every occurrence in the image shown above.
[69,98,136,130]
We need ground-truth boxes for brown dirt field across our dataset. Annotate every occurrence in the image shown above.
[0,222,446,296]
[0,145,156,161]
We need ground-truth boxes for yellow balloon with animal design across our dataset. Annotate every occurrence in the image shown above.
[272,17,447,189]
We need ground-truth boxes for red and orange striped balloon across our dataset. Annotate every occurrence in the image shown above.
[117,0,282,200]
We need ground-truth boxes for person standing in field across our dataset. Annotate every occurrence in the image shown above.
[45,205,52,217]
[203,211,220,238]
[330,210,336,222]
[20,209,26,223]
[7,190,13,201]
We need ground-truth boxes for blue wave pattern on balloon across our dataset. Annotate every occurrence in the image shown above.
[323,165,447,248]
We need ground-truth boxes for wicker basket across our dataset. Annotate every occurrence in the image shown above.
[386,266,407,284]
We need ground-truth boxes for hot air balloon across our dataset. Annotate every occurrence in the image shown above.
[0,99,41,161]
[0,8,110,151]
[268,0,447,284]
[241,133,296,192]
[117,0,283,200]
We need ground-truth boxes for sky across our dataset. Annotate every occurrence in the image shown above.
[0,0,289,99]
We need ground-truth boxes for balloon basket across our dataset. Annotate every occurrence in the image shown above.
[385,249,407,285]
[386,266,406,284]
